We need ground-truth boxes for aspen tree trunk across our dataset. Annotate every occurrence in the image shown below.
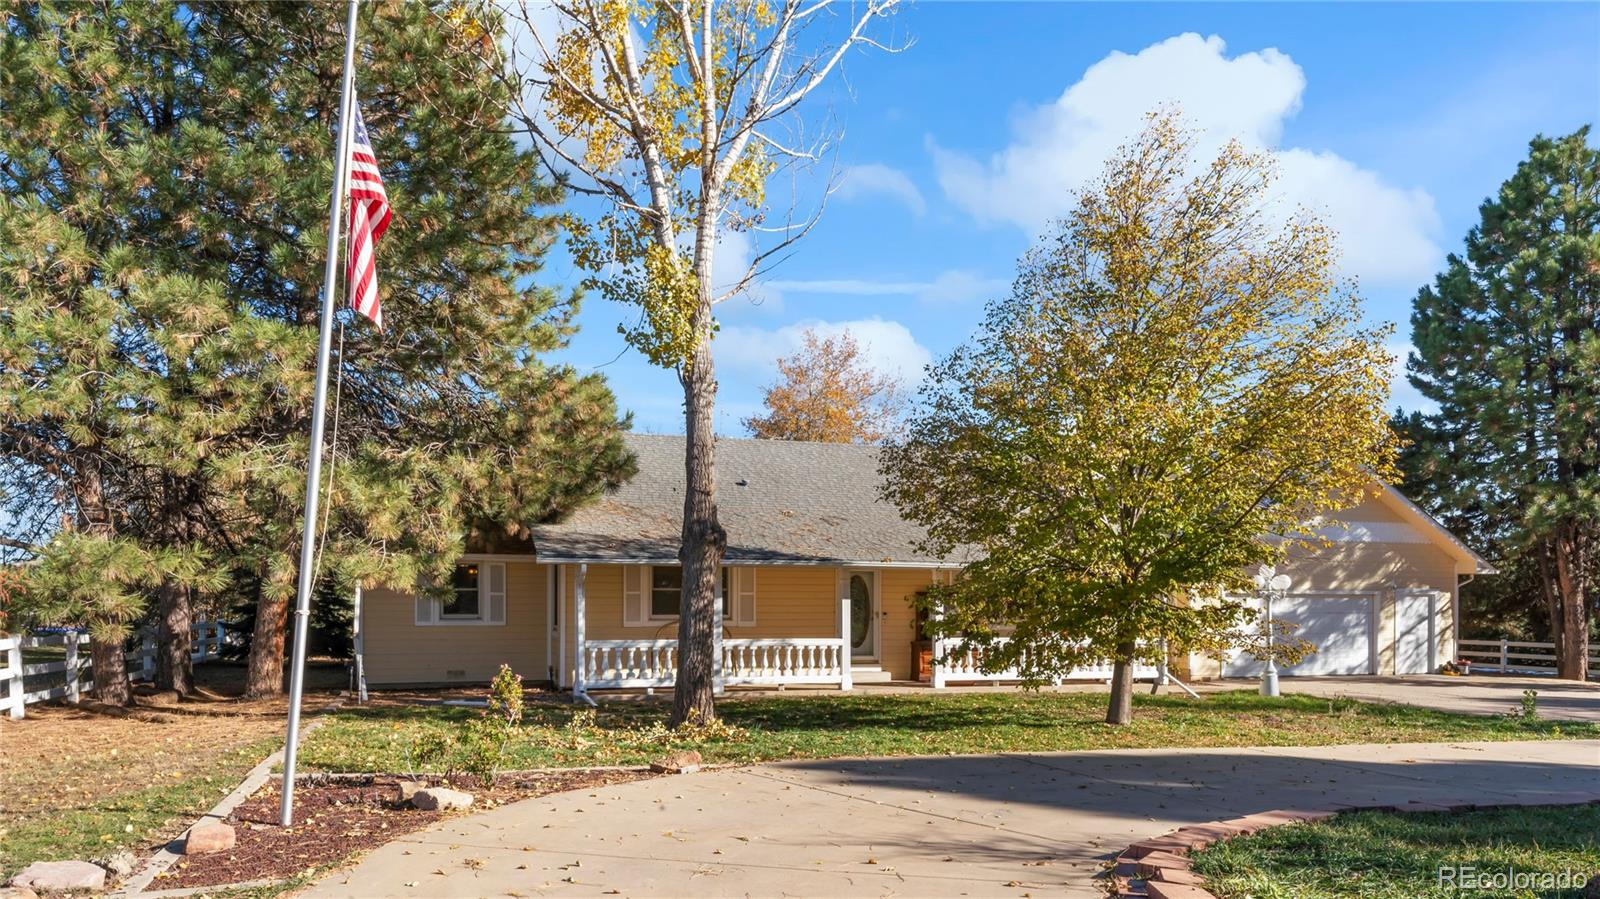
[671,194,727,726]
[669,11,727,727]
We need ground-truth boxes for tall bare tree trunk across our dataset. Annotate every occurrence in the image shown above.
[1105,640,1136,725]
[247,563,288,698]
[1553,522,1590,681]
[156,582,193,694]
[671,291,727,726]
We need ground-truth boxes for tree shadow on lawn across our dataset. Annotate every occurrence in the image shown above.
[331,688,1592,741]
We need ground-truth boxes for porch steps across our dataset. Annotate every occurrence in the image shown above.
[851,666,893,684]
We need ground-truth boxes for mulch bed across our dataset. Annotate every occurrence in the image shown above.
[155,769,656,890]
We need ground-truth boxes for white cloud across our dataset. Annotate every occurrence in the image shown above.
[834,164,927,216]
[932,33,1443,289]
[716,317,934,386]
[767,269,1006,305]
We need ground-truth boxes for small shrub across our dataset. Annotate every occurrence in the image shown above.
[404,664,526,785]
[487,665,525,728]
[405,728,458,779]
[1518,689,1539,721]
[464,664,525,786]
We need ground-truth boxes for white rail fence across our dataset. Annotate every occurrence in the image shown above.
[1458,639,1600,679]
[933,636,1160,687]
[582,637,849,690]
[2,621,229,719]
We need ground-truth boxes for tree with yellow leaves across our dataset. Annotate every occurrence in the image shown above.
[745,328,906,443]
[484,0,902,723]
[880,113,1399,725]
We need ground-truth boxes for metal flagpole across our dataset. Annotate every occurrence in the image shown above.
[280,0,361,828]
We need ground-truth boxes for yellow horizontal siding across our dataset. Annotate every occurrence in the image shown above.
[361,561,549,685]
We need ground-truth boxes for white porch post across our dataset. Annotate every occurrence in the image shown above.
[574,563,587,697]
[931,601,947,689]
[713,566,726,695]
[838,581,853,692]
[352,584,368,703]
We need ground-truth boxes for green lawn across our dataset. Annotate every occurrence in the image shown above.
[1191,804,1600,898]
[0,736,280,879]
[299,690,1596,773]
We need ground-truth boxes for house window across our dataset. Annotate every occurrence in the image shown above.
[445,564,483,619]
[649,567,732,620]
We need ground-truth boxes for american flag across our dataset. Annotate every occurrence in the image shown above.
[345,97,390,329]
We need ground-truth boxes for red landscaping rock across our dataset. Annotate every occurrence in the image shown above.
[9,860,106,892]
[184,820,237,854]
[1146,881,1216,899]
[650,750,703,774]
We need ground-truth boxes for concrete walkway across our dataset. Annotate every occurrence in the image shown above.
[302,739,1599,898]
[1199,674,1600,722]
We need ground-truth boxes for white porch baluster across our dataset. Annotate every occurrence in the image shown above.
[573,563,587,697]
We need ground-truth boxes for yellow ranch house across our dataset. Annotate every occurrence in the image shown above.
[356,434,1494,695]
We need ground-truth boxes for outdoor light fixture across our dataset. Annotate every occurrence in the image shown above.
[1252,568,1292,697]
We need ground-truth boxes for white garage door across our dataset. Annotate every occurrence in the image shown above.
[1224,594,1376,677]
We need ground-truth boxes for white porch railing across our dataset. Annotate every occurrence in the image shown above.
[2,621,230,719]
[933,636,1159,686]
[723,638,848,685]
[581,637,849,690]
[1458,639,1600,679]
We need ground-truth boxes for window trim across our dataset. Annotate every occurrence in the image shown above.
[418,559,508,627]
[646,565,732,622]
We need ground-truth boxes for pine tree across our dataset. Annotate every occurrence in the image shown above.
[1,1,633,700]
[1404,128,1599,680]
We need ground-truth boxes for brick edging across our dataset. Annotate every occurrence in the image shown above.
[1108,794,1600,899]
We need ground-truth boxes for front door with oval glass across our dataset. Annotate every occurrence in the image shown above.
[849,572,875,660]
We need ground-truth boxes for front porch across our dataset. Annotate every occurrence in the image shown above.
[564,561,1161,695]
[569,561,867,694]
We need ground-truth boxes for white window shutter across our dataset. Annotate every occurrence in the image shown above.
[622,565,647,626]
[734,567,757,626]
[415,592,436,626]
[485,562,507,625]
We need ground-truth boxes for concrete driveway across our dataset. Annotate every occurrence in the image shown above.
[302,738,1599,898]
[1199,674,1600,722]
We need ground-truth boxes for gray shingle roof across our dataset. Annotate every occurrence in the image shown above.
[530,433,960,566]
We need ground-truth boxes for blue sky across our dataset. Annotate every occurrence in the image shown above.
[543,2,1600,435]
